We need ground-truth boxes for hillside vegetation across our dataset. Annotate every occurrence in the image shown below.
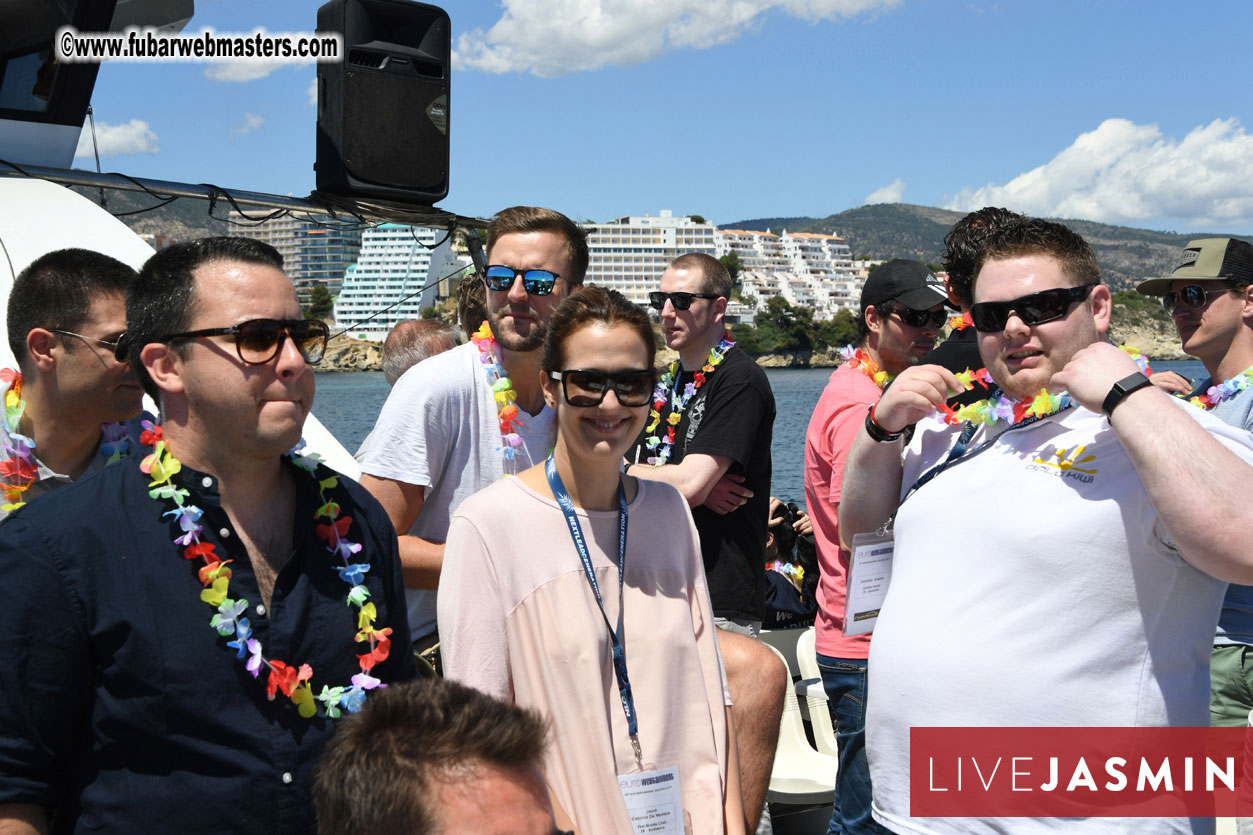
[726,203,1236,292]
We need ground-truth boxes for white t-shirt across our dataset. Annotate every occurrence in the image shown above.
[867,400,1253,835]
[360,341,555,639]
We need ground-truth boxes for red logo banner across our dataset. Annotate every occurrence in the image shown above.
[910,727,1253,818]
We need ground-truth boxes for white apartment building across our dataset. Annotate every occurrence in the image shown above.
[720,228,863,319]
[333,224,467,341]
[227,212,362,304]
[581,210,717,307]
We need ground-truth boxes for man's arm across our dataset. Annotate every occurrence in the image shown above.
[628,453,739,509]
[1054,343,1253,583]
[359,475,444,589]
[837,365,963,549]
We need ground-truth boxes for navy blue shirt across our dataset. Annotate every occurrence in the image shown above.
[0,453,416,833]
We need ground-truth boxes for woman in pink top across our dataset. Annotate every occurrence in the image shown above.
[440,286,745,834]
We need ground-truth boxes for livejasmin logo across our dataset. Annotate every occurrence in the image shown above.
[911,727,1253,818]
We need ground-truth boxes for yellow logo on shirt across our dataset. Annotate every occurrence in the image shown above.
[1032,445,1099,475]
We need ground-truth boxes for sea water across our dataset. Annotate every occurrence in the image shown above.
[313,361,1207,512]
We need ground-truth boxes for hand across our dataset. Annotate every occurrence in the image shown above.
[707,473,752,515]
[793,508,812,536]
[1149,370,1193,396]
[1049,342,1146,413]
[872,364,966,433]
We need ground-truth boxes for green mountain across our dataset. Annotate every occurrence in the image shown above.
[68,185,231,241]
[724,203,1234,291]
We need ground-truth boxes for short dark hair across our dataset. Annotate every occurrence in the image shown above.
[128,236,284,402]
[541,284,656,375]
[381,319,457,386]
[314,679,549,835]
[974,219,1102,296]
[942,207,1024,308]
[457,272,488,335]
[8,248,137,367]
[669,252,732,299]
[487,206,589,286]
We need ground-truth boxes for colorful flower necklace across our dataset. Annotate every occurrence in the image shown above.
[1186,364,1253,410]
[0,369,128,512]
[140,422,390,719]
[471,321,528,465]
[947,311,973,332]
[936,347,1153,428]
[838,345,894,389]
[644,334,734,465]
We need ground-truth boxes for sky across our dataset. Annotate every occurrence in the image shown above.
[70,0,1253,235]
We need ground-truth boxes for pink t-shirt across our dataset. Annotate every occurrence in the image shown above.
[804,362,881,659]
[440,476,732,834]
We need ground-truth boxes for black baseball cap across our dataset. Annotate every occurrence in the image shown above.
[860,259,949,311]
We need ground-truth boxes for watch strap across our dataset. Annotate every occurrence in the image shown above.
[1102,372,1153,416]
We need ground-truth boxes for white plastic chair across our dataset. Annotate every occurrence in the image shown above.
[758,626,806,679]
[793,626,840,758]
[761,641,838,805]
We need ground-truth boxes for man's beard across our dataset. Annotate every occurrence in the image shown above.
[488,309,545,353]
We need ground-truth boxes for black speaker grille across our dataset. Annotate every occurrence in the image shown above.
[342,70,447,191]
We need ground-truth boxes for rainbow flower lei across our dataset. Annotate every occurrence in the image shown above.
[471,321,527,464]
[140,422,390,719]
[0,369,128,511]
[838,345,894,390]
[644,333,735,465]
[1186,364,1253,410]
[936,347,1153,428]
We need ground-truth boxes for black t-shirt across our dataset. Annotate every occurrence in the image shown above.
[630,346,776,622]
[922,326,988,407]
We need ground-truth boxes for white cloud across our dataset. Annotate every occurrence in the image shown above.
[229,112,265,140]
[307,77,318,107]
[453,0,899,77]
[74,119,159,159]
[947,118,1253,229]
[204,60,291,82]
[864,178,905,205]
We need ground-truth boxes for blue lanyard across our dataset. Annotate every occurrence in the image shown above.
[891,401,1074,527]
[544,454,642,766]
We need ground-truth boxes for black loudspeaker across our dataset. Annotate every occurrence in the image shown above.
[315,0,450,205]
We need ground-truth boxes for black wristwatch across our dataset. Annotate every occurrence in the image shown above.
[864,405,904,443]
[1101,372,1153,416]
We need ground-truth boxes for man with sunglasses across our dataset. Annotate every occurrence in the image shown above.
[1136,238,1253,739]
[627,252,782,834]
[838,220,1253,834]
[0,248,150,521]
[360,206,586,655]
[803,258,945,835]
[0,237,416,834]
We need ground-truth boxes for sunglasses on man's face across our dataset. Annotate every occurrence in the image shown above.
[1160,284,1231,314]
[647,291,721,311]
[877,304,946,329]
[161,318,330,365]
[548,369,656,408]
[969,283,1098,333]
[483,265,559,296]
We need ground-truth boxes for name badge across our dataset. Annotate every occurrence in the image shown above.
[843,530,895,636]
[618,765,682,834]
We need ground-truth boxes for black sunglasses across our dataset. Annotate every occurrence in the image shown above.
[483,265,560,296]
[161,318,330,365]
[969,284,1098,333]
[876,304,946,329]
[648,291,721,311]
[1160,284,1231,314]
[549,369,656,408]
